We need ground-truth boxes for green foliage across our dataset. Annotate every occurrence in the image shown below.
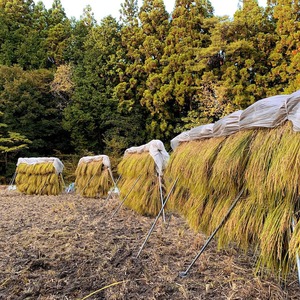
[0,65,71,156]
[0,111,31,180]
[149,0,215,139]
[64,16,145,154]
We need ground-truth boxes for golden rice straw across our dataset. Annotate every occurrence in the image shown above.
[258,122,300,274]
[214,122,299,275]
[75,159,112,198]
[117,152,162,217]
[164,137,225,222]
[224,125,286,250]
[198,130,255,238]
[15,161,63,195]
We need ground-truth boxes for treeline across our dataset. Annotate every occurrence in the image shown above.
[1,0,300,179]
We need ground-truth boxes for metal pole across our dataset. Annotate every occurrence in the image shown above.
[81,172,97,193]
[179,188,244,278]
[158,174,166,223]
[108,167,117,189]
[135,176,179,258]
[60,173,66,190]
[110,175,142,219]
[105,174,121,201]
[8,171,17,189]
[292,218,300,286]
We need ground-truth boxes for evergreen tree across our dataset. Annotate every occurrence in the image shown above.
[216,0,276,108]
[139,0,170,138]
[151,0,214,138]
[0,111,31,179]
[269,0,300,93]
[115,0,145,112]
[44,0,71,65]
[65,5,96,65]
[0,0,39,68]
[0,65,71,156]
[114,0,149,144]
[64,16,145,154]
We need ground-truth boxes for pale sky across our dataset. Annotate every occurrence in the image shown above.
[34,0,267,22]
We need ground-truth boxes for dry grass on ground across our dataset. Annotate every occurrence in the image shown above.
[0,187,300,299]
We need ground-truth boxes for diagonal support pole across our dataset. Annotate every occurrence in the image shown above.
[108,167,117,189]
[105,174,122,201]
[8,171,17,188]
[292,217,300,286]
[110,175,142,219]
[81,171,98,193]
[135,176,179,258]
[179,188,244,278]
[158,174,166,223]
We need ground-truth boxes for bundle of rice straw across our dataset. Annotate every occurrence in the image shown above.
[117,140,169,217]
[75,155,115,198]
[165,90,300,276]
[165,137,225,216]
[15,157,64,195]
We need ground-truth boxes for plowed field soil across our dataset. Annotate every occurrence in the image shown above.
[1,187,300,299]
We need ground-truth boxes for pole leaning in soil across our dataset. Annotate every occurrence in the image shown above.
[135,176,179,258]
[179,188,244,278]
[110,174,142,219]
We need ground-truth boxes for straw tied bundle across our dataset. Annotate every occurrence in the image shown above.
[15,157,64,195]
[75,155,115,198]
[166,90,300,276]
[117,140,169,217]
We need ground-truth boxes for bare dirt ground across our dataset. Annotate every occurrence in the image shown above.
[1,187,300,300]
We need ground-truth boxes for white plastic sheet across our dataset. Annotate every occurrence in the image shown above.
[77,155,111,168]
[213,110,243,137]
[170,90,300,149]
[170,124,214,150]
[286,90,300,131]
[239,95,290,130]
[17,157,64,174]
[125,140,169,175]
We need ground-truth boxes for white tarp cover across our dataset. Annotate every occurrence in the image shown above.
[286,90,300,131]
[170,124,214,150]
[239,94,290,130]
[125,140,169,175]
[17,157,64,174]
[213,110,243,137]
[77,155,111,169]
[170,89,300,149]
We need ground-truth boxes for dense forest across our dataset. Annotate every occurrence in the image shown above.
[0,0,300,180]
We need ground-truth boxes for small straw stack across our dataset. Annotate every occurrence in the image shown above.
[75,155,114,198]
[117,140,169,217]
[15,157,64,195]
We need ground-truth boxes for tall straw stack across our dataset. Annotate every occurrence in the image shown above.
[117,152,162,217]
[166,120,300,276]
[15,159,64,195]
[75,157,113,198]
